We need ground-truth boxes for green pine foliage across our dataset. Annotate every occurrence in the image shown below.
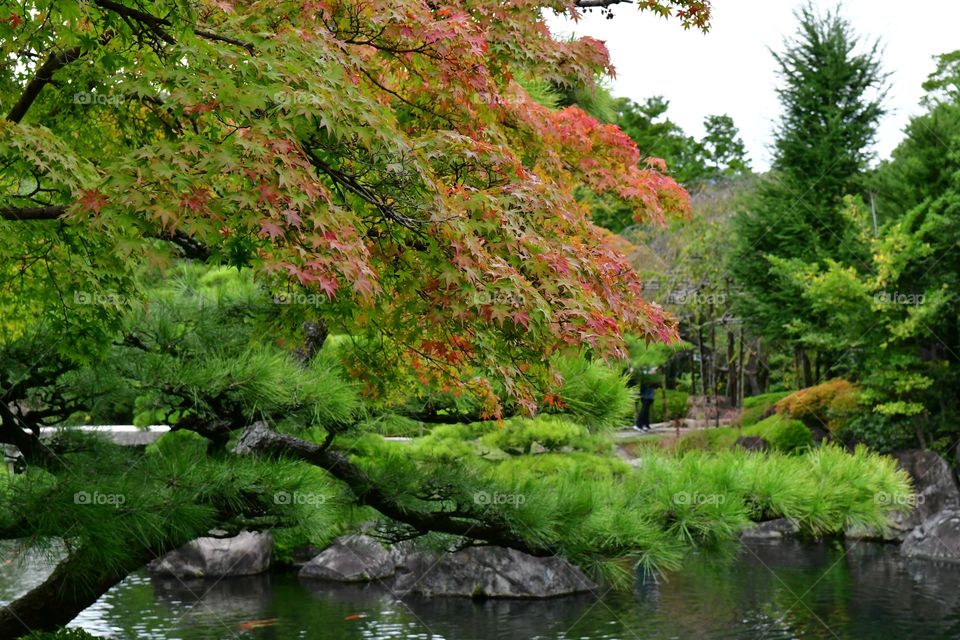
[731,5,886,362]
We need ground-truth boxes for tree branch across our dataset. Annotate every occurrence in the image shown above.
[574,0,633,7]
[234,422,548,556]
[0,205,68,221]
[93,0,254,52]
[6,48,83,123]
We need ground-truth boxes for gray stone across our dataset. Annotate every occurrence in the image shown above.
[393,546,596,598]
[298,535,395,582]
[849,449,960,542]
[733,436,770,452]
[902,508,960,561]
[740,518,800,540]
[149,531,272,578]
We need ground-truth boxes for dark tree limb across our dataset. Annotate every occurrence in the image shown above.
[234,422,548,556]
[0,402,62,469]
[574,0,633,6]
[0,205,67,221]
[6,48,83,123]
[93,0,254,52]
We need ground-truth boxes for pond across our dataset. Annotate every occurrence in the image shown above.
[4,539,960,639]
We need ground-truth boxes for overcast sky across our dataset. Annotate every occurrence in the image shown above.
[547,1,960,171]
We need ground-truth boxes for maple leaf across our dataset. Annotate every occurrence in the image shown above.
[78,189,108,214]
[259,221,284,239]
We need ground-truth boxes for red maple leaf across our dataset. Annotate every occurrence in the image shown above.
[78,189,108,214]
[259,221,284,239]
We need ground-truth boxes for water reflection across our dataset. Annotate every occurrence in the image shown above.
[4,539,960,639]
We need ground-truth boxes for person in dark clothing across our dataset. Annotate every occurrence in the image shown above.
[635,383,655,431]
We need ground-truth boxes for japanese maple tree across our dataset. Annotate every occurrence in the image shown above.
[1,0,703,412]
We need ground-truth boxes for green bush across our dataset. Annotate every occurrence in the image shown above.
[739,391,791,427]
[480,417,591,454]
[747,414,813,453]
[677,414,812,455]
[743,391,793,410]
[775,379,862,432]
[649,389,690,424]
[357,413,427,437]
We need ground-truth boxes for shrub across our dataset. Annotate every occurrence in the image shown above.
[746,414,813,453]
[739,391,791,426]
[676,415,812,455]
[357,413,427,437]
[776,379,862,432]
[649,389,690,424]
[480,417,591,454]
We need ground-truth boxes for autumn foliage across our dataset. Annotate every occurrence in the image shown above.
[0,0,704,414]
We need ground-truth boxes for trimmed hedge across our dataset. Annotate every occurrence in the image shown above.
[739,391,791,427]
[775,379,861,432]
[677,414,812,455]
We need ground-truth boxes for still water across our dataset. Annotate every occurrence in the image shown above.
[4,539,960,639]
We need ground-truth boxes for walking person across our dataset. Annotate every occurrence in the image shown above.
[635,381,656,432]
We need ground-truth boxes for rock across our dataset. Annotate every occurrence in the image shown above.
[298,535,395,582]
[149,531,272,578]
[740,518,800,540]
[732,436,770,452]
[902,509,960,561]
[393,546,596,598]
[289,543,323,568]
[852,450,960,542]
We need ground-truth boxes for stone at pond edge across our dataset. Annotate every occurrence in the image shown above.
[902,508,960,561]
[149,531,272,578]
[740,518,800,540]
[298,534,395,582]
[847,449,960,542]
[393,546,597,598]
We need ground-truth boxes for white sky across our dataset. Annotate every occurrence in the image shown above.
[548,1,960,171]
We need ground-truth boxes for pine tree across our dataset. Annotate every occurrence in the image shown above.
[730,4,887,386]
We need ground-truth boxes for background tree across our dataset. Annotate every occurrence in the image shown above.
[731,4,887,387]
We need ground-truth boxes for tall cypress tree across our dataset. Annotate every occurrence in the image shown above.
[731,4,886,386]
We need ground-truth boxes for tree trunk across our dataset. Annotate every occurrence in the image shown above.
[725,329,736,405]
[0,546,155,638]
[802,349,813,388]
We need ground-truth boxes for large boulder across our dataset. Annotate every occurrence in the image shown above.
[149,531,272,578]
[298,535,395,582]
[902,509,960,561]
[393,546,596,598]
